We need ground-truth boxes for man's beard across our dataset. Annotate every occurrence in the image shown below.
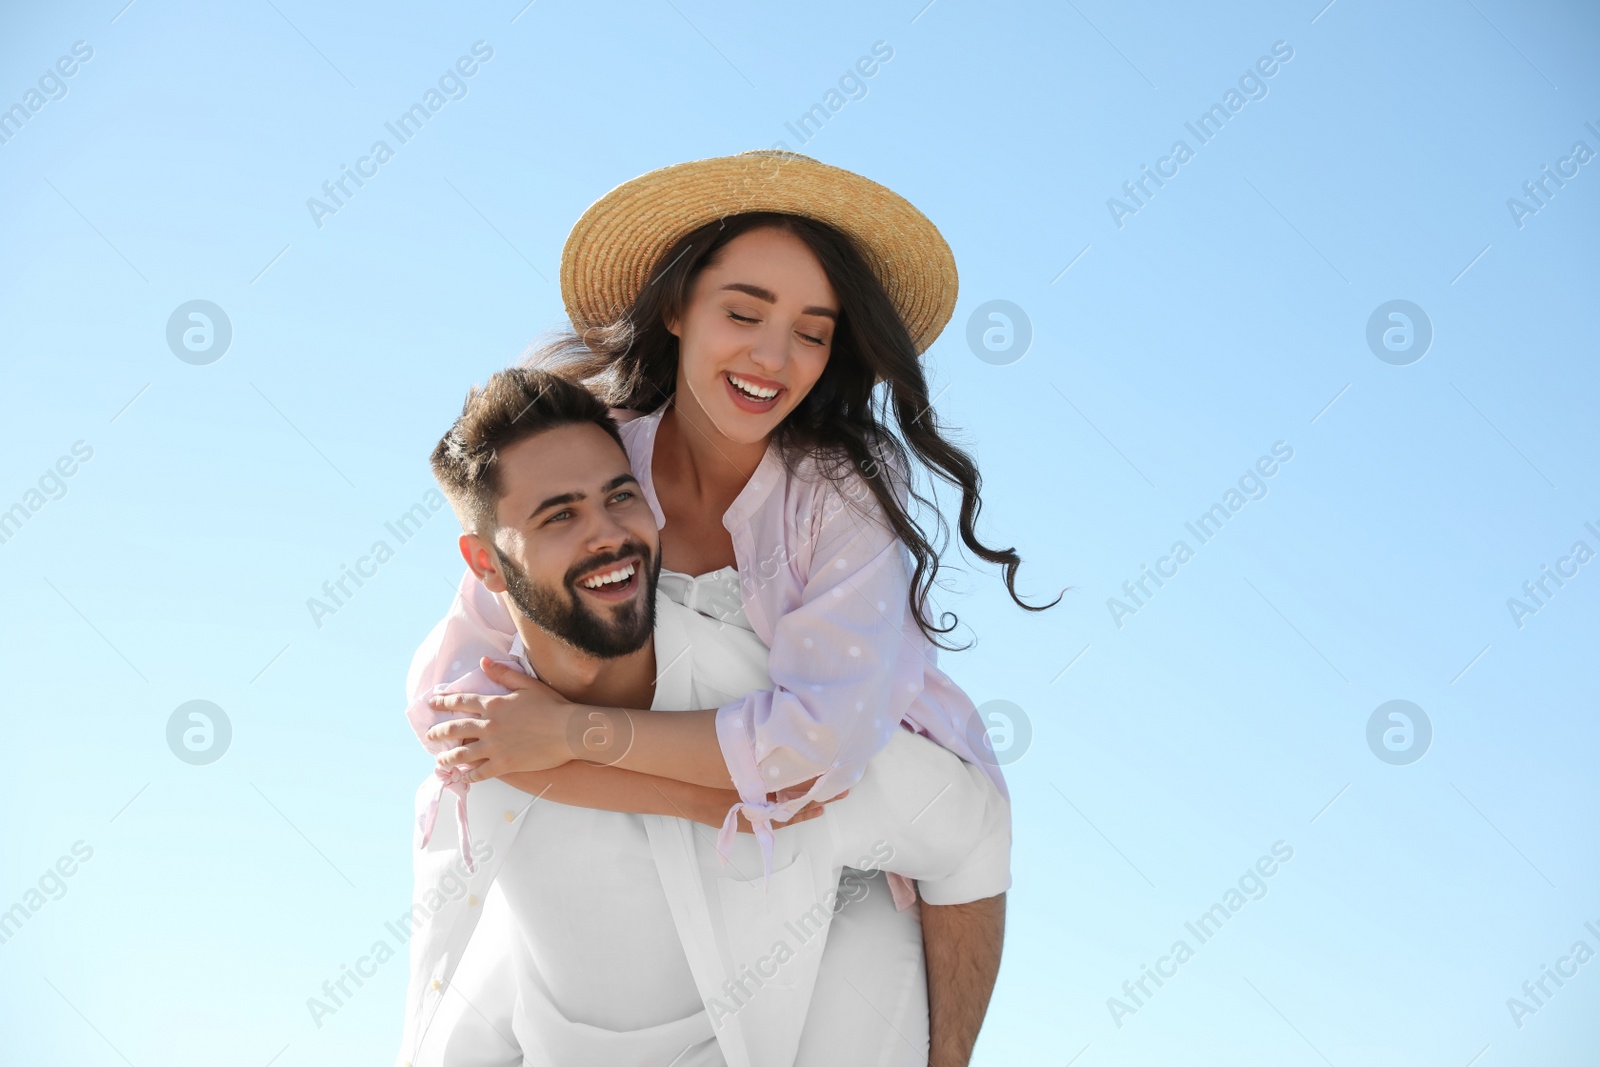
[496,541,660,658]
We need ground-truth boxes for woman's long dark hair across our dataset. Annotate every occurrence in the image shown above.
[530,211,1059,649]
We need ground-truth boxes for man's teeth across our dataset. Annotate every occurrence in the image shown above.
[582,562,636,589]
[728,373,779,400]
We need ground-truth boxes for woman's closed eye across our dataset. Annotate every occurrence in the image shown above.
[729,307,826,346]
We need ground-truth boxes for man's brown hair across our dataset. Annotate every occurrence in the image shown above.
[430,366,626,535]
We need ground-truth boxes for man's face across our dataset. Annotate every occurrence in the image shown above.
[466,422,662,659]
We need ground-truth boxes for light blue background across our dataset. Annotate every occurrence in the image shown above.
[1,1,1596,1064]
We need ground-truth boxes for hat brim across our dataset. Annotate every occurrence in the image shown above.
[559,151,958,356]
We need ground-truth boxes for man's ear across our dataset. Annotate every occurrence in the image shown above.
[459,532,508,593]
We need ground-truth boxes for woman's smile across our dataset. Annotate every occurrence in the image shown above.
[723,370,787,412]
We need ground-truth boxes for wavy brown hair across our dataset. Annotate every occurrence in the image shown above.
[530,211,1058,649]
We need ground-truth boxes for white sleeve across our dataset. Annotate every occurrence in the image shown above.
[824,729,1012,905]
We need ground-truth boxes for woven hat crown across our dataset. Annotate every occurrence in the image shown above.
[559,152,958,355]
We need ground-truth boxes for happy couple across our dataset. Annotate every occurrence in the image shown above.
[396,151,1056,1066]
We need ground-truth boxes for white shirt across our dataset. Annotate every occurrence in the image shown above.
[397,590,1010,1067]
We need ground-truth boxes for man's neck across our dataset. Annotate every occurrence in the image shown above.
[506,603,658,709]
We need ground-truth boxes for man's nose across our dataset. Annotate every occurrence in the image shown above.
[582,507,630,550]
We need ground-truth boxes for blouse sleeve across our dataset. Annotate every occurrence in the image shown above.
[403,567,519,871]
[405,566,518,722]
[713,465,927,819]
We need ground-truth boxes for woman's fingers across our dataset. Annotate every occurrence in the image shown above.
[425,717,489,743]
[481,657,538,690]
[428,691,492,714]
[436,742,485,767]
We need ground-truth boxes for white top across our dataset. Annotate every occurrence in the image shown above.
[657,564,751,631]
[496,807,704,1031]
[398,591,1011,1067]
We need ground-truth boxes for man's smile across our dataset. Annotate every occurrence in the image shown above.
[574,557,642,603]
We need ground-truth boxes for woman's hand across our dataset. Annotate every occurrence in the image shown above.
[425,657,579,782]
[705,777,849,833]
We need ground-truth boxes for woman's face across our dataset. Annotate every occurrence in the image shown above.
[667,226,838,446]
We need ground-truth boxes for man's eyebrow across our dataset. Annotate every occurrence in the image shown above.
[528,473,640,521]
[602,473,640,494]
[529,491,581,520]
[720,282,837,322]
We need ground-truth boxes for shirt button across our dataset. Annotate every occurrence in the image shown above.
[468,895,479,907]
[503,810,515,822]
[431,979,442,991]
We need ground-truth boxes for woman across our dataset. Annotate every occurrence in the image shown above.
[412,151,1056,1064]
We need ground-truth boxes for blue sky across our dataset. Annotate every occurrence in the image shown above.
[1,1,1596,1064]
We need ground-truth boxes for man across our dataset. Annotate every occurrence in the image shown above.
[397,368,1010,1066]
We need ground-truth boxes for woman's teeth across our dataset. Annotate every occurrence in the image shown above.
[728,373,779,400]
[581,561,636,589]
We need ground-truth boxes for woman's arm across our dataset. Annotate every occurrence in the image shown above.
[426,472,923,811]
[426,669,735,790]
[498,763,836,830]
[499,763,729,825]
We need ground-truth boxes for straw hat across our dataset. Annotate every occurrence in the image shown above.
[558,151,958,355]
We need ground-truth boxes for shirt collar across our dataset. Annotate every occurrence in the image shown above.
[507,631,531,673]
[633,398,783,534]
